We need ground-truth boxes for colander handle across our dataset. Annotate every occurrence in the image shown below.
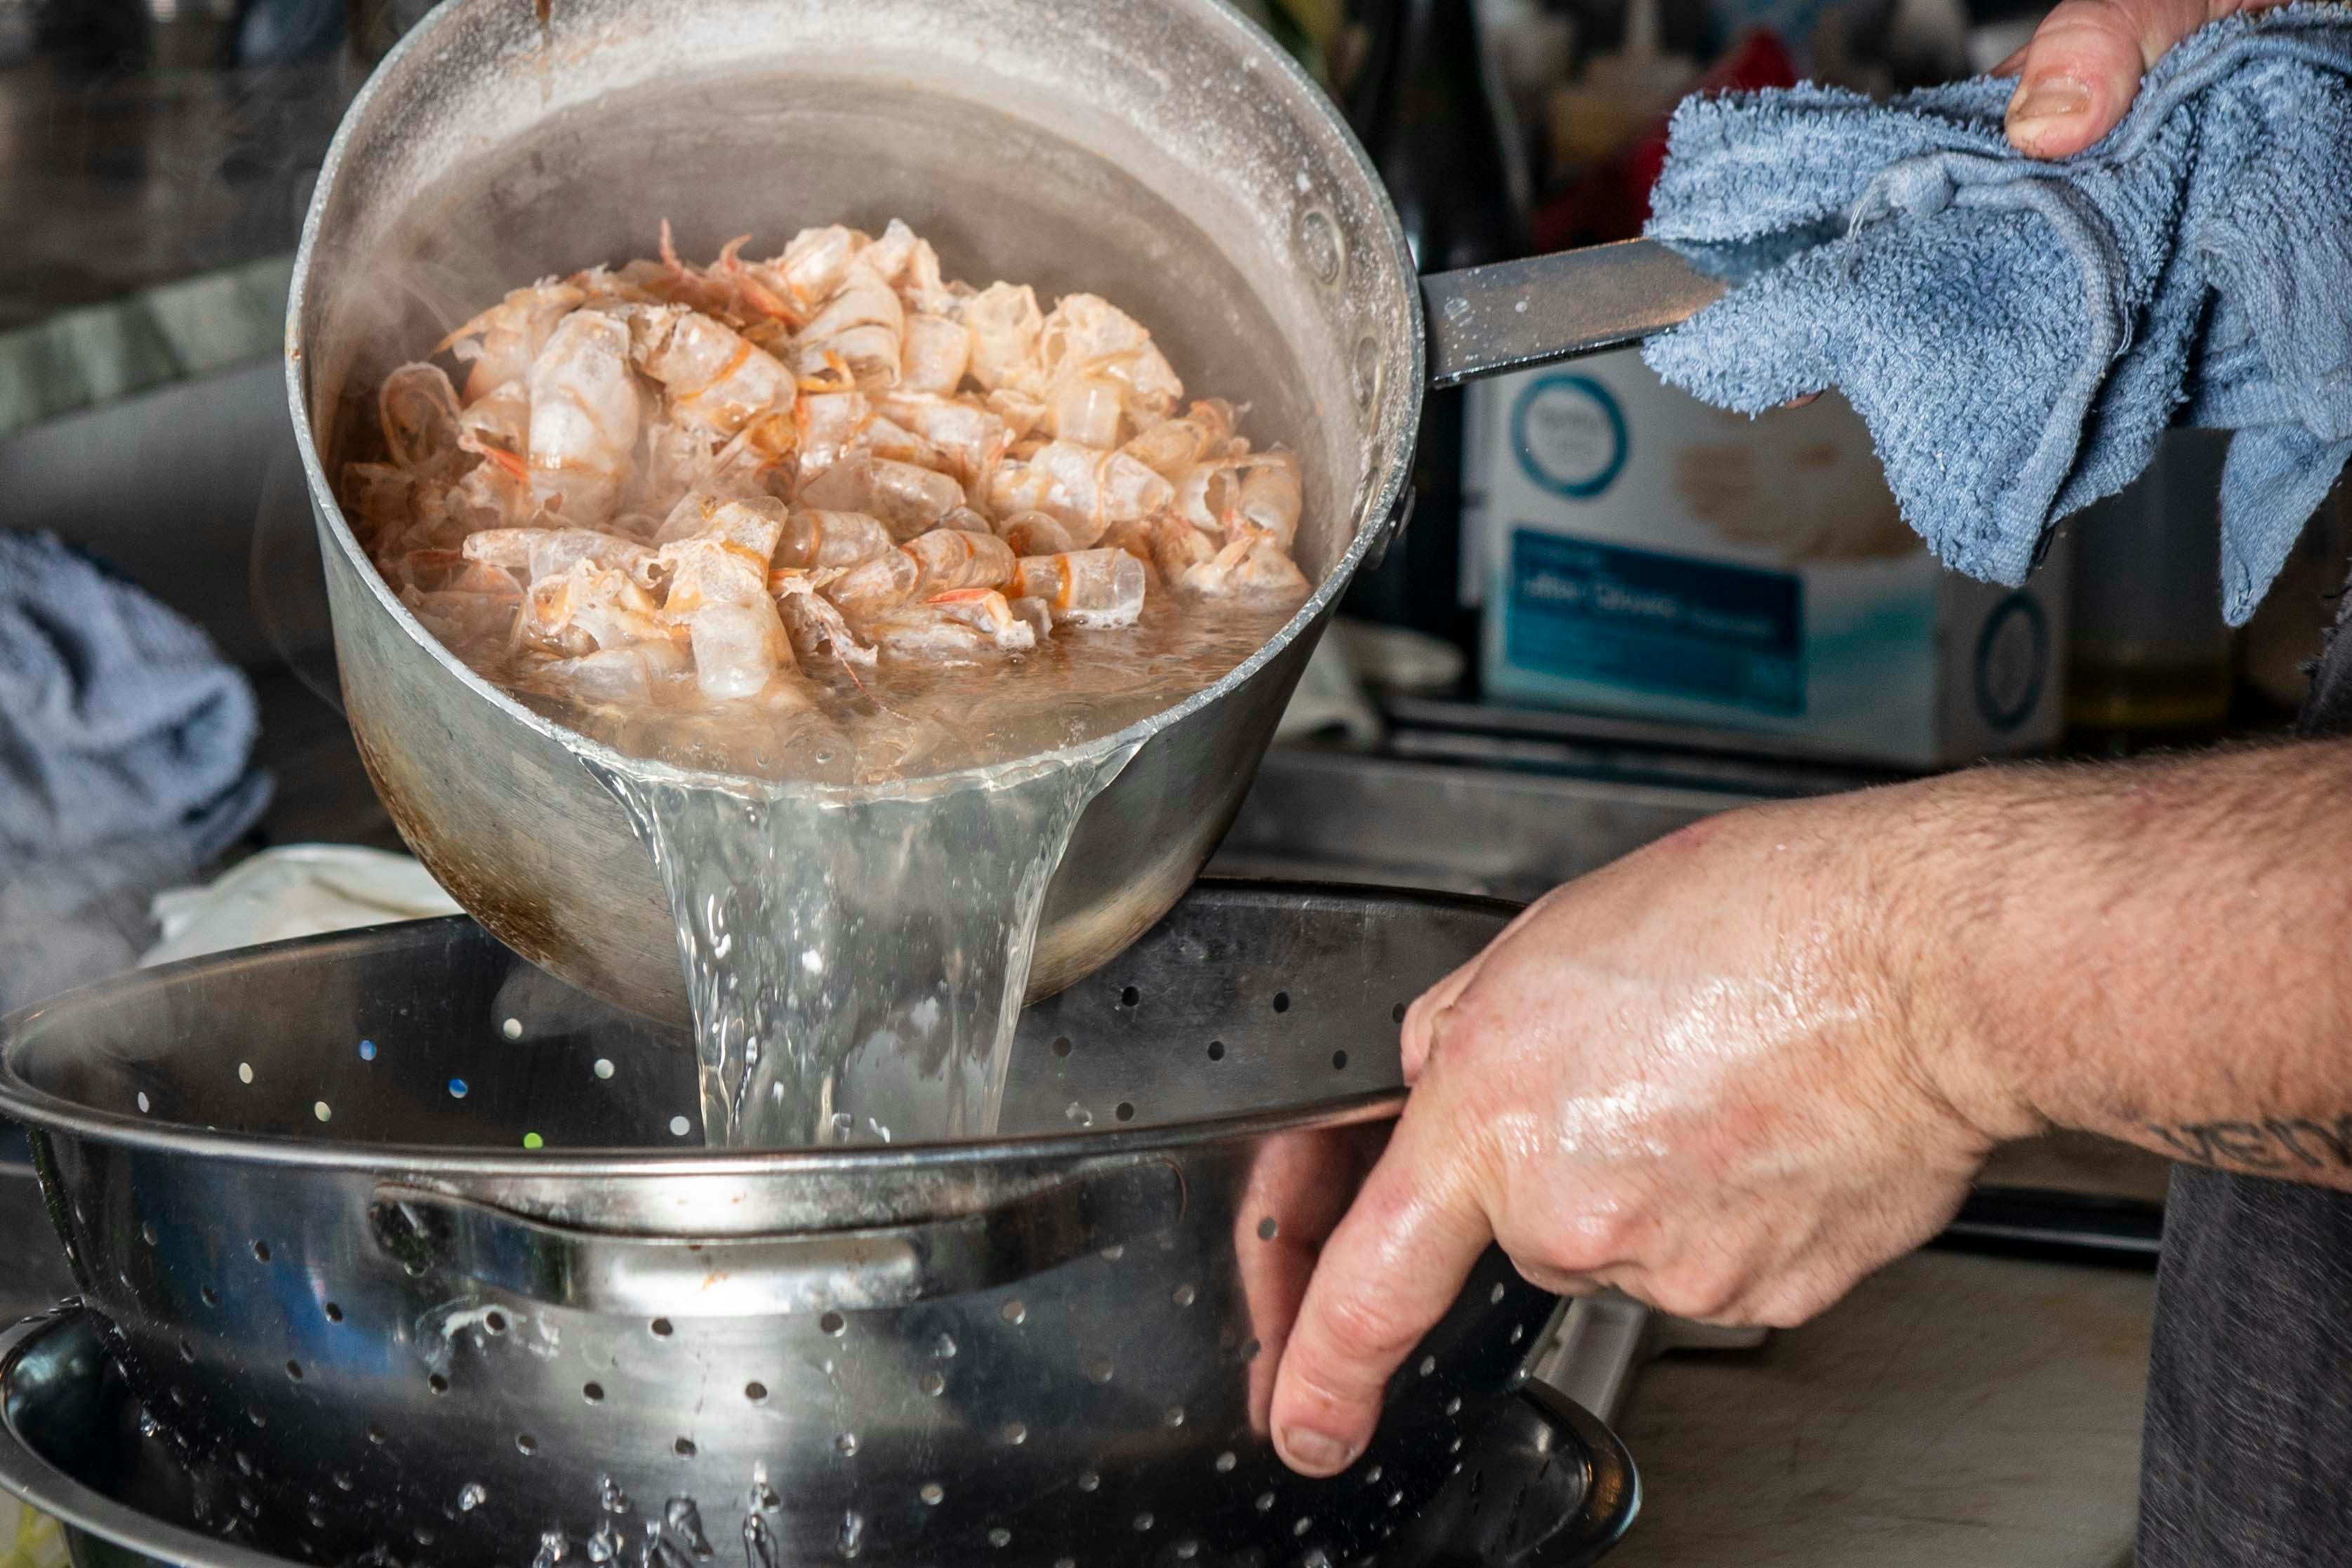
[368,1159,1184,1317]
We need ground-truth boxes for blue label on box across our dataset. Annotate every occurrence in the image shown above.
[1504,531,1806,715]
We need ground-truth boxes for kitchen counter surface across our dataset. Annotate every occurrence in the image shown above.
[1610,1247,2153,1568]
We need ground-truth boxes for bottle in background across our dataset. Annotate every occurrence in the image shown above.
[1340,0,1532,671]
[2064,430,2235,736]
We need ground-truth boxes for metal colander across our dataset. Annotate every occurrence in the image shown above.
[0,883,1624,1568]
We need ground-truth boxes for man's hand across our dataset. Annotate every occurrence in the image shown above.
[2004,0,2282,157]
[1264,790,2038,1477]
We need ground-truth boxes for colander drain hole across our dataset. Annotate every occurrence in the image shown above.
[1120,986,1140,1007]
[323,1302,343,1322]
[139,1223,157,1247]
[1207,1040,1225,1061]
[674,1437,696,1458]
[1053,1036,1072,1058]
[251,1241,270,1263]
[1331,1051,1348,1070]
[1114,1102,1135,1122]
[427,1374,448,1394]
[1418,1355,1437,1376]
[583,1382,605,1403]
[919,1483,942,1506]
[744,1381,767,1403]
[999,1299,1025,1326]
[1273,992,1290,1014]
[919,1371,945,1397]
[819,1311,846,1336]
[987,1527,1011,1548]
[517,1433,538,1455]
[1134,1513,1154,1532]
[649,1317,675,1338]
[284,1360,302,1381]
[200,1287,218,1307]
[1001,1422,1027,1445]
[484,1310,507,1334]
[1257,1218,1279,1242]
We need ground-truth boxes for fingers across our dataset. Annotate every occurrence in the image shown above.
[1398,958,1479,1082]
[2004,0,2257,158]
[1268,1096,1494,1476]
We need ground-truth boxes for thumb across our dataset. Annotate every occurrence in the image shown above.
[2005,0,2268,159]
[1268,1091,1496,1476]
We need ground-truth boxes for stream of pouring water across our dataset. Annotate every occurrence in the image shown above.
[593,744,1134,1147]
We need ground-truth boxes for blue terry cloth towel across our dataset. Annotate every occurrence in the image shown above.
[0,531,270,1010]
[1640,4,2352,625]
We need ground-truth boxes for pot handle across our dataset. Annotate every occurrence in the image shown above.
[368,1159,1184,1318]
[1420,239,1725,390]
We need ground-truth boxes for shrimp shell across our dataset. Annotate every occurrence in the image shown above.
[526,310,642,531]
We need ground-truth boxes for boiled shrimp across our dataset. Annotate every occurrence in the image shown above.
[1179,531,1310,601]
[1122,398,1237,479]
[824,527,1015,618]
[1009,547,1147,629]
[526,310,642,530]
[961,282,1042,391]
[439,281,587,404]
[792,257,905,391]
[627,306,797,437]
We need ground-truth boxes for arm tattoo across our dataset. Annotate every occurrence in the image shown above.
[2144,1117,2352,1172]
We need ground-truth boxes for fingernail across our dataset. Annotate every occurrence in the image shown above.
[2006,76,2091,142]
[1279,1426,1356,1475]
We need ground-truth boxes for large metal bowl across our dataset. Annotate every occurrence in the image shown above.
[288,0,1425,1026]
[0,884,1643,1568]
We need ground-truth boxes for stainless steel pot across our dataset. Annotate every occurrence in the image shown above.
[287,0,1720,1027]
[0,884,1635,1568]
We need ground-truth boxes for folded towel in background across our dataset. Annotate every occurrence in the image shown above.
[0,531,270,1010]
[1642,5,2352,625]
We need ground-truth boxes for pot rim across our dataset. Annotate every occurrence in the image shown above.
[283,0,1428,800]
[0,882,1514,1179]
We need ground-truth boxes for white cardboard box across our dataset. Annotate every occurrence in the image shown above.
[1466,348,2069,768]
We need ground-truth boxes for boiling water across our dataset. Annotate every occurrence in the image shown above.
[593,744,1133,1148]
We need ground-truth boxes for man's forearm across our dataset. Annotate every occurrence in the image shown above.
[1889,738,2352,1185]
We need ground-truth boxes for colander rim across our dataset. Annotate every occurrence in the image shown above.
[0,881,1517,1178]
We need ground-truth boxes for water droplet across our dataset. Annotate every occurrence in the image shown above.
[1001,1422,1027,1445]
[664,1498,712,1555]
[459,1483,487,1512]
[1063,1102,1094,1127]
[1508,1323,1525,1344]
[835,1433,859,1456]
[934,1332,957,1357]
[599,1476,632,1515]
[919,1370,945,1397]
[742,1515,776,1568]
[999,1299,1025,1326]
[594,1059,615,1079]
[588,1519,623,1564]
[1172,1283,1196,1307]
[830,1112,853,1134]
[837,1511,865,1560]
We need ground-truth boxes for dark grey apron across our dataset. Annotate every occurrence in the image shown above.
[2135,612,2352,1564]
